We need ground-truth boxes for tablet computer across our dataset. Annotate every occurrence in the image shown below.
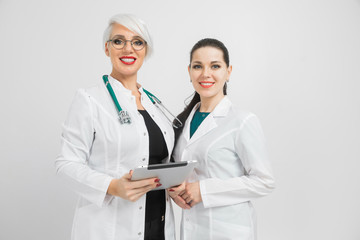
[131,160,198,191]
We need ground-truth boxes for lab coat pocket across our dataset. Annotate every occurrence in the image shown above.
[212,219,253,240]
[211,203,255,240]
[73,198,116,240]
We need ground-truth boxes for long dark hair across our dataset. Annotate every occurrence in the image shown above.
[173,38,230,143]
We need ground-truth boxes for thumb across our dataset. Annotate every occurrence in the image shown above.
[123,170,133,180]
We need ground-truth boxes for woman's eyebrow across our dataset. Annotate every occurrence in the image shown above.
[111,34,125,38]
[192,60,222,64]
[111,34,143,39]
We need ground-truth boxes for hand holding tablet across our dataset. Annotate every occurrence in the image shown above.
[131,160,198,190]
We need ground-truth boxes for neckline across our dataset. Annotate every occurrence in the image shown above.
[194,110,210,118]
[196,109,210,115]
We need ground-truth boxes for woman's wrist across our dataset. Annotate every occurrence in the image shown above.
[107,179,119,197]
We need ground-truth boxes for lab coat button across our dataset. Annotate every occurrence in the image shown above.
[142,158,146,161]
[143,132,146,136]
[164,131,166,135]
[138,232,142,235]
[139,206,142,210]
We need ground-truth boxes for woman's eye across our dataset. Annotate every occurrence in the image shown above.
[212,65,221,69]
[192,65,201,69]
[133,40,144,46]
[113,39,123,45]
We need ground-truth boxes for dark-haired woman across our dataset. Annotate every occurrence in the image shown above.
[169,38,275,240]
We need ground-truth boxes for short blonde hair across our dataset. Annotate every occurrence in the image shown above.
[103,14,153,58]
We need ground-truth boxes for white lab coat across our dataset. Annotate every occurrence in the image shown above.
[56,75,175,240]
[172,96,275,240]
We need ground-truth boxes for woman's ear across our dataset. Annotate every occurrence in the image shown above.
[227,65,233,79]
[105,42,110,57]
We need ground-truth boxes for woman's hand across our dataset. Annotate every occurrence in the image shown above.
[167,182,191,209]
[179,181,202,207]
[107,170,161,202]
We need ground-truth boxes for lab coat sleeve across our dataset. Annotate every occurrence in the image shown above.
[200,114,275,208]
[55,89,114,208]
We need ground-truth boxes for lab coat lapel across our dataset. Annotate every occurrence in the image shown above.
[184,96,231,146]
[139,87,175,162]
[182,104,197,144]
[188,114,217,145]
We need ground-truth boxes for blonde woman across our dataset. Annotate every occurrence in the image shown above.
[56,14,175,240]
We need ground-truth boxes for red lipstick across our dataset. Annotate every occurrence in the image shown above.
[120,56,136,65]
[199,81,215,88]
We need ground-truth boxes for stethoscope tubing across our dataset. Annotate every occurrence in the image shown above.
[102,75,182,128]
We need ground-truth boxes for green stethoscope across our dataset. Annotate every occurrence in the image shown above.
[102,75,182,128]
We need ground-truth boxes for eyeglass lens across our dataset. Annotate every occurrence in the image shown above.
[110,38,146,51]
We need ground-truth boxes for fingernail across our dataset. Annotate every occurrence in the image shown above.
[154,179,160,183]
[169,189,174,192]
[156,183,162,187]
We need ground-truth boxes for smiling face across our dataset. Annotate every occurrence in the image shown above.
[189,46,232,104]
[105,23,146,80]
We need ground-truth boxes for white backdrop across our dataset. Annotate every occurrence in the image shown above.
[1,0,360,239]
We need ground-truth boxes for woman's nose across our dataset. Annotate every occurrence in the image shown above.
[202,67,211,77]
[123,41,134,53]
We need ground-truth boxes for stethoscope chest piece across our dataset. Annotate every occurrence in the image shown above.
[118,110,131,124]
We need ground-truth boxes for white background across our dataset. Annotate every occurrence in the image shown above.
[1,0,360,239]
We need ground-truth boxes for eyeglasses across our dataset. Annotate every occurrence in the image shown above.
[107,37,147,51]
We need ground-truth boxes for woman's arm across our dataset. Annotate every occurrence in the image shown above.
[56,89,160,207]
[199,114,275,208]
[56,89,115,207]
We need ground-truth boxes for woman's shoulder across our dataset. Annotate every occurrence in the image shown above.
[73,80,107,101]
[227,102,260,127]
[67,80,109,113]
[81,81,105,96]
[227,102,256,120]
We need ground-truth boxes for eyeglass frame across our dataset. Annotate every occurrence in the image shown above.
[107,37,147,51]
